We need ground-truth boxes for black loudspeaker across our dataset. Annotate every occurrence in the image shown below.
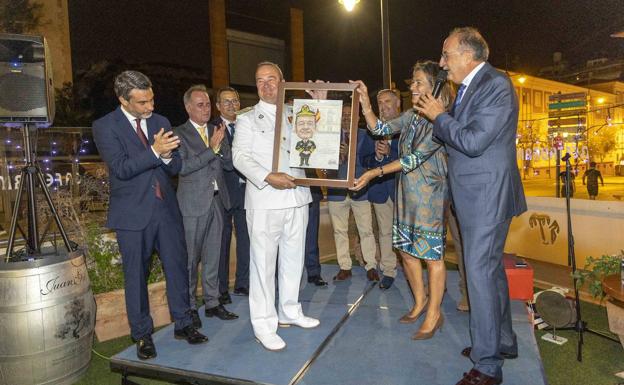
[0,33,54,123]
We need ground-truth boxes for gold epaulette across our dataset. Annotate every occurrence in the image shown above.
[235,106,253,115]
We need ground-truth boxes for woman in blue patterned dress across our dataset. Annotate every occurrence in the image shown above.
[351,61,452,340]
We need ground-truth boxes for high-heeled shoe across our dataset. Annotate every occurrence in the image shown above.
[411,314,444,340]
[399,298,429,324]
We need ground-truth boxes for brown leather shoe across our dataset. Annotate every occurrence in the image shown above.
[455,369,501,385]
[333,269,352,281]
[366,268,380,282]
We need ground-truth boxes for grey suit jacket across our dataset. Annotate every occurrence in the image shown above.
[433,62,527,227]
[175,120,233,216]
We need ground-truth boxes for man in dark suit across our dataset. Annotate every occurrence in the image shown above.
[417,28,527,385]
[175,85,238,328]
[92,71,207,360]
[212,87,251,304]
[304,184,328,287]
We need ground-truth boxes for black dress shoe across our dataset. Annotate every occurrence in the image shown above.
[307,275,328,286]
[233,287,249,296]
[219,292,232,305]
[461,346,518,359]
[136,334,156,360]
[174,325,208,344]
[205,304,239,320]
[379,275,394,289]
[190,309,202,329]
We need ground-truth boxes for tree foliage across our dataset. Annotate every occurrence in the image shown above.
[0,0,44,34]
[587,125,617,163]
[54,82,94,126]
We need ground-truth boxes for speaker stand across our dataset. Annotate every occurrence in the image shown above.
[4,123,74,261]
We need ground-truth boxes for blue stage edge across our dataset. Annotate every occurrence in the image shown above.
[111,265,547,385]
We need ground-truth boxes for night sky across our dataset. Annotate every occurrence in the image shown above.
[69,0,624,94]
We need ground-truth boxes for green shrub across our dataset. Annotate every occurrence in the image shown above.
[572,250,623,300]
[84,222,164,294]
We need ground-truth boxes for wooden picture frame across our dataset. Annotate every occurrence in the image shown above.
[272,82,360,188]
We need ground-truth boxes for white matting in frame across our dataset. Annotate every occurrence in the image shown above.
[289,99,343,170]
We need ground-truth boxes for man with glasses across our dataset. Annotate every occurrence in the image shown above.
[417,27,526,385]
[212,87,251,305]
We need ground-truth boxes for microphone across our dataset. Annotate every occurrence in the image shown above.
[431,70,448,98]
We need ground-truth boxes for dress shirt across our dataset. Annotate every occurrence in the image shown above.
[221,117,234,136]
[190,119,219,191]
[120,106,172,164]
[221,116,245,184]
[457,61,486,104]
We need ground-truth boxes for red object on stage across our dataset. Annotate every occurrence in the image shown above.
[503,254,534,301]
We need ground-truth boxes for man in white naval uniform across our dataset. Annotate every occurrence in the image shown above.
[232,61,319,351]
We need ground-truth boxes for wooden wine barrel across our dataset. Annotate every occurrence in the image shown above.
[0,251,95,385]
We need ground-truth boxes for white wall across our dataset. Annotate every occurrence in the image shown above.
[506,196,624,267]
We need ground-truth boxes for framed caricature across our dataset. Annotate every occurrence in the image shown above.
[272,82,360,188]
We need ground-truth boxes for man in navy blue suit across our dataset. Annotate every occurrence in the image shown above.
[92,71,207,360]
[418,28,526,385]
[360,89,400,289]
[212,87,251,305]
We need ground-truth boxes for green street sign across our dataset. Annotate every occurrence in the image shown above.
[548,100,586,110]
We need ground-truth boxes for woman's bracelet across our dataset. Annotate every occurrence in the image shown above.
[378,165,384,178]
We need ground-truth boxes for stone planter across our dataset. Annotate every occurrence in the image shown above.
[606,299,624,350]
[94,281,171,342]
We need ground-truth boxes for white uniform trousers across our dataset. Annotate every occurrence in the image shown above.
[373,197,397,277]
[246,205,308,337]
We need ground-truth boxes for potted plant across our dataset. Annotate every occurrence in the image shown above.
[573,251,622,301]
[573,251,624,349]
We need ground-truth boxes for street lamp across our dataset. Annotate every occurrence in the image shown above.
[338,0,360,12]
[339,0,392,89]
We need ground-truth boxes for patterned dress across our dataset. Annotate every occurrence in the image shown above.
[370,111,448,260]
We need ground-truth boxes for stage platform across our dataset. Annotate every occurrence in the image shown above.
[111,265,547,385]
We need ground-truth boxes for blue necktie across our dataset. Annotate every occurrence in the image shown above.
[451,84,466,116]
[227,122,235,143]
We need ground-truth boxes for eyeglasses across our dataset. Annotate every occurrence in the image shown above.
[441,49,469,61]
[220,98,240,107]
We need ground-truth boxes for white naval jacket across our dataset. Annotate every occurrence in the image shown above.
[232,100,312,210]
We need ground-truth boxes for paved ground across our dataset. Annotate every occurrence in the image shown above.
[521,175,624,201]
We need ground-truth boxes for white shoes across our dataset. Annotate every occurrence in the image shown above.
[255,333,286,351]
[278,316,320,329]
